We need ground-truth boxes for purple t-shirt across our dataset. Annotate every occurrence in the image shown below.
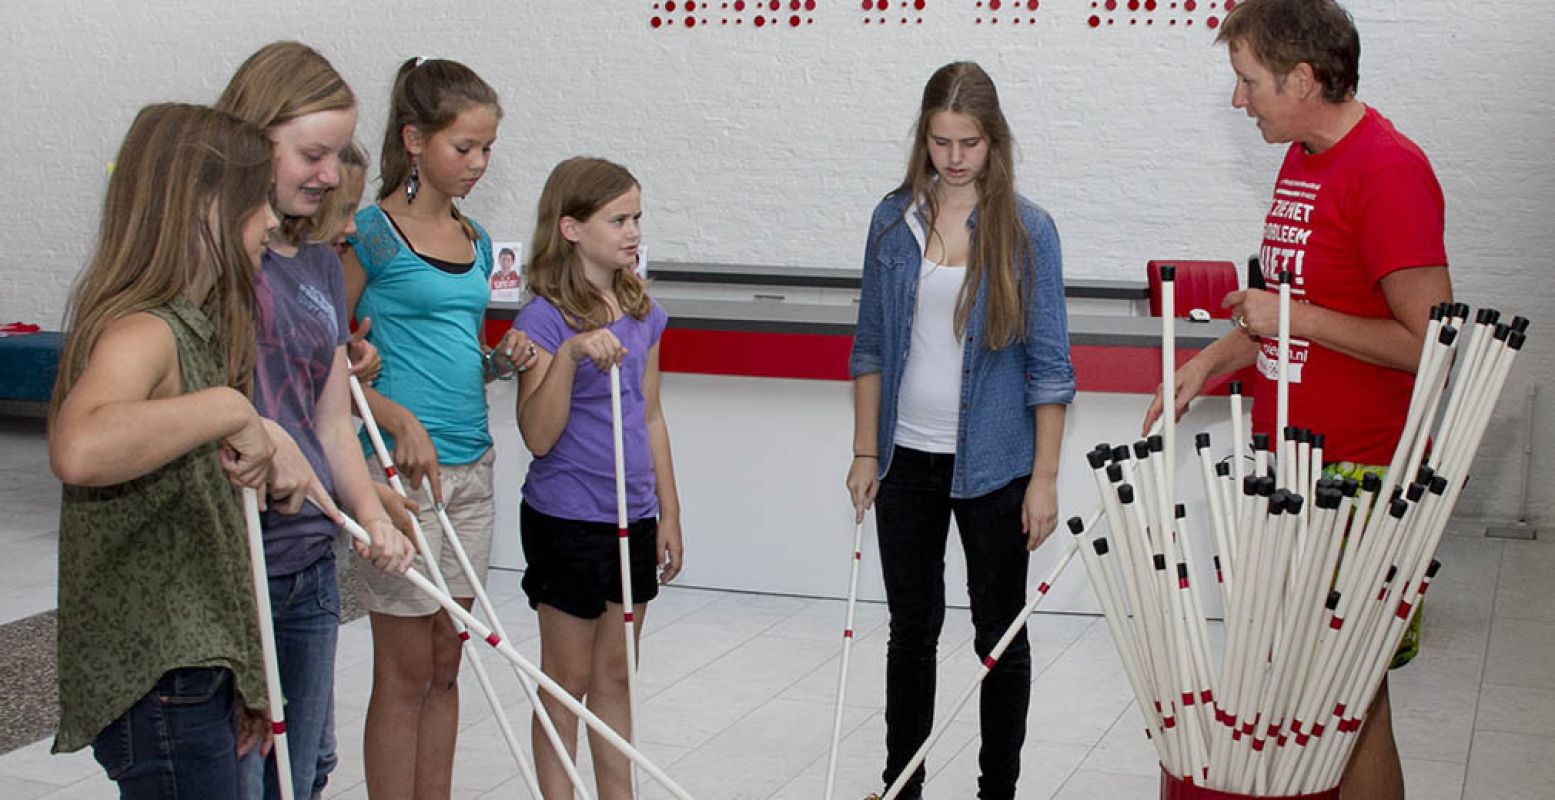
[514,296,668,523]
[253,243,350,575]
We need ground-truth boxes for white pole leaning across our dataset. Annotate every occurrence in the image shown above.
[327,508,696,800]
[242,488,295,800]
[609,364,643,796]
[823,520,867,800]
[344,372,543,799]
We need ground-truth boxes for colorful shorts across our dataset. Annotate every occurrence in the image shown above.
[1323,461,1420,669]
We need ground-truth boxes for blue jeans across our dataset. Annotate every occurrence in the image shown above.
[239,556,340,800]
[91,667,240,798]
[876,446,1033,800]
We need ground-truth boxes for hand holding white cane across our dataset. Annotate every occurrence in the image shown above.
[242,488,295,800]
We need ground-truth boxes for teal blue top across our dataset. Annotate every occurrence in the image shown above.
[349,205,493,465]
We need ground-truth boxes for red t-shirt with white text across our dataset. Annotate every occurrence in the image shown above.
[1251,106,1447,465]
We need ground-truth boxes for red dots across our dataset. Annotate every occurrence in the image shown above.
[860,0,870,7]
[1226,0,1237,9]
[1207,15,1219,28]
[686,0,696,9]
[990,0,1002,9]
[1105,0,1117,9]
[916,0,927,8]
[1088,14,1101,26]
[1146,0,1156,8]
[877,0,888,8]
[735,0,745,8]
[666,0,677,10]
[754,13,766,25]
[790,13,801,25]
[807,0,817,9]
[1028,0,1039,8]
[651,15,663,27]
[685,14,696,26]
[1185,0,1197,9]
[1128,0,1139,9]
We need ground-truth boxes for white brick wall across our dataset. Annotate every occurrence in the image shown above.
[3,1,1550,524]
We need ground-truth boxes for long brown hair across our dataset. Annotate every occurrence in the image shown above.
[897,61,1029,350]
[376,57,501,241]
[52,103,273,416]
[525,157,652,331]
[215,41,356,245]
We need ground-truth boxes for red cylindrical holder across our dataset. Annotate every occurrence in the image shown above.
[1160,768,1339,800]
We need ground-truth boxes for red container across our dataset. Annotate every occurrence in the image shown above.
[1160,768,1340,800]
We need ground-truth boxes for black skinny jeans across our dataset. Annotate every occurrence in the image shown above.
[876,446,1033,800]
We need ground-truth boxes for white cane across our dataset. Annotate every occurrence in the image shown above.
[242,488,295,800]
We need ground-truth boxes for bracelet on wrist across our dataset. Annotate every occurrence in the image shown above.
[853,453,878,460]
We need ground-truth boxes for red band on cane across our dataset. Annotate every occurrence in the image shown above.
[1240,722,1256,736]
[1334,703,1347,717]
[1038,582,1051,594]
[1201,690,1214,704]
[854,551,862,560]
[1312,723,1326,738]
[272,720,286,735]
[1182,692,1195,707]
[1277,734,1288,747]
[624,611,635,623]
[1231,729,1241,741]
[1329,616,1344,630]
[1252,737,1267,752]
[485,633,502,646]
[1396,601,1414,620]
[1179,577,1190,589]
[843,629,854,638]
[384,465,397,479]
[1295,732,1310,746]
[1165,715,1178,729]
[983,656,998,669]
[1216,569,1224,583]
[1267,723,1281,737]
[458,631,470,642]
[1377,586,1388,601]
[618,527,628,538]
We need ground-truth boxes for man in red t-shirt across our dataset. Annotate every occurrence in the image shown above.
[1143,2,1452,798]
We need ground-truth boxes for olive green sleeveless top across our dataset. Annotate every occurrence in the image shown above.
[54,297,267,752]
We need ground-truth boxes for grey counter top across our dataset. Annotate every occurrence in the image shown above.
[489,297,1229,347]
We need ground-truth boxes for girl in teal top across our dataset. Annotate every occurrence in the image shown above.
[342,56,536,798]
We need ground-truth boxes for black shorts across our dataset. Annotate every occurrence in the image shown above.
[519,501,661,620]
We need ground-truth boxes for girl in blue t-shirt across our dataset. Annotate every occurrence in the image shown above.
[341,57,536,798]
[514,157,684,799]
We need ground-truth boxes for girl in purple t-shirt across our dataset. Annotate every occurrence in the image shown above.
[513,157,684,799]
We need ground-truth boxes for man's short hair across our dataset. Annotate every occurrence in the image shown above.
[1217,0,1360,103]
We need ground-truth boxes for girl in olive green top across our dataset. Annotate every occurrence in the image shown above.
[49,103,334,798]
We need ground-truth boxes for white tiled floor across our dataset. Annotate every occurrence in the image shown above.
[3,418,1553,798]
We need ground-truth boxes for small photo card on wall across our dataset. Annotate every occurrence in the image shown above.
[491,241,524,301]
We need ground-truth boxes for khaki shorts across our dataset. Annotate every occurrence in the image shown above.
[357,448,496,617]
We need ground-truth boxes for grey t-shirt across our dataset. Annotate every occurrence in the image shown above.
[254,242,350,576]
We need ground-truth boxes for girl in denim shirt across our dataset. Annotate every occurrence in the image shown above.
[846,62,1075,800]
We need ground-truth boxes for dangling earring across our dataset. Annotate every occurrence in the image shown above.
[405,160,421,204]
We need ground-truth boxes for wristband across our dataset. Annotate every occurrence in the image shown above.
[853,453,878,460]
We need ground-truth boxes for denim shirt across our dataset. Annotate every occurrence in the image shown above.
[849,189,1075,498]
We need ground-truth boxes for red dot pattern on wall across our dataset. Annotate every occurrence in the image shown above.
[1086,0,1233,29]
[650,0,817,29]
[859,0,926,26]
[973,0,1043,26]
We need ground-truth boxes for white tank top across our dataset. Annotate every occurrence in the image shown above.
[894,256,966,454]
